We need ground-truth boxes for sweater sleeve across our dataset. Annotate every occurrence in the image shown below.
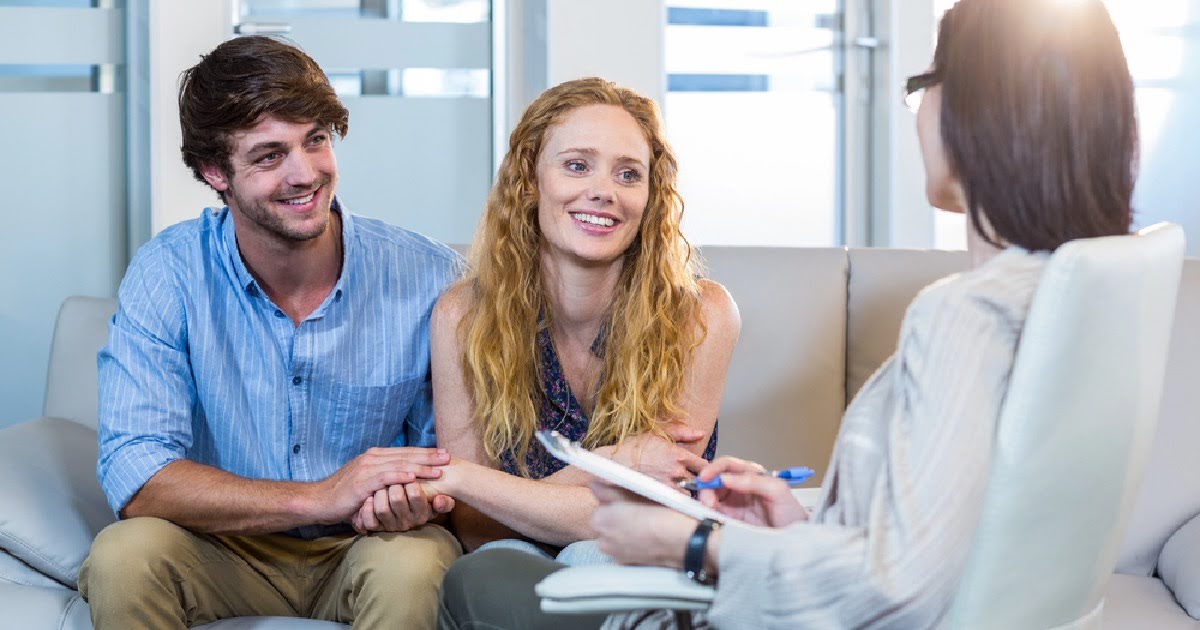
[707,283,1025,630]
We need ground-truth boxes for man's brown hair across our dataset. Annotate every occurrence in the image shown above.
[178,36,349,198]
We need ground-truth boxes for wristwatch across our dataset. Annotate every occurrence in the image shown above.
[684,518,720,584]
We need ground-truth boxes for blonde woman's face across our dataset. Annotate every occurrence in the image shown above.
[535,104,651,265]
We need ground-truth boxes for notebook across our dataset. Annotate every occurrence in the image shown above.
[535,429,735,523]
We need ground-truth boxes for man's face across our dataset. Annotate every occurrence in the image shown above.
[200,115,339,244]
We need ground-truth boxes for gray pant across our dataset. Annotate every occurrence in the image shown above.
[438,548,607,630]
[474,537,615,565]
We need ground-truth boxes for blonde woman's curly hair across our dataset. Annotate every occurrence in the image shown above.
[459,77,705,475]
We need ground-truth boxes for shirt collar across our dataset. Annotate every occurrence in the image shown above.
[223,196,354,303]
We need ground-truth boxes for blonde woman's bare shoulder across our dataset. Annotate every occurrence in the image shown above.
[697,278,741,340]
[433,280,473,329]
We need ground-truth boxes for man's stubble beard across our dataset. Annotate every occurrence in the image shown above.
[228,174,334,244]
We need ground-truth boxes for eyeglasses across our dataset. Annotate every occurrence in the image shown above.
[904,71,940,113]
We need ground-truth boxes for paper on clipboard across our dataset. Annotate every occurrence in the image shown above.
[536,429,734,524]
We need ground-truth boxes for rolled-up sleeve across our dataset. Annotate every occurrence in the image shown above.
[96,245,196,516]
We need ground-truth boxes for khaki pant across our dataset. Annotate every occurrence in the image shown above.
[79,517,461,630]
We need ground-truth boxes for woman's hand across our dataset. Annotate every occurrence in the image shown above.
[350,483,455,534]
[589,479,698,568]
[598,421,708,485]
[696,457,809,528]
[352,457,477,534]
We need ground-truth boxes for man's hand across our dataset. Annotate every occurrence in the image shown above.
[601,421,708,485]
[307,447,450,526]
[351,483,456,534]
[696,457,808,528]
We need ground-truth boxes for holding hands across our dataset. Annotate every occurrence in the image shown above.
[306,445,454,533]
[351,482,456,534]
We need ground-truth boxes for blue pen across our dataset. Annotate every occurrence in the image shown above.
[677,466,815,491]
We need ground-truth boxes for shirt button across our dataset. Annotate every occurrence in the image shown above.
[292,444,301,454]
[292,375,302,385]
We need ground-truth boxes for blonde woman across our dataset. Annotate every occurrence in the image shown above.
[385,78,740,558]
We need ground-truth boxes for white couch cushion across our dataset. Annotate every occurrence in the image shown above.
[0,418,114,587]
[1159,511,1200,620]
[1103,574,1200,629]
[1117,260,1200,575]
[0,550,61,590]
[0,583,90,630]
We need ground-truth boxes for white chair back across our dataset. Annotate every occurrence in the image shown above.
[945,223,1186,629]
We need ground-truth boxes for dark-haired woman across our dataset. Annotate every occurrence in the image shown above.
[438,0,1138,627]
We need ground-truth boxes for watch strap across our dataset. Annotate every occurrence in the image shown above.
[684,518,718,584]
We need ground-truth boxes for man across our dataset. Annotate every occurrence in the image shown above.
[79,36,463,629]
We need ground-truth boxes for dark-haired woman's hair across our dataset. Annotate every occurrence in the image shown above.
[178,36,349,200]
[935,0,1136,251]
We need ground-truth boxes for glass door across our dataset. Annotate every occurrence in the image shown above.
[663,1,846,246]
[0,0,127,426]
[233,0,493,245]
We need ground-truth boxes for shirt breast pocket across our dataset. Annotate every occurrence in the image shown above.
[326,378,420,453]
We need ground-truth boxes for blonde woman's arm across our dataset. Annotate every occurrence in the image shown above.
[569,279,740,480]
[429,281,740,549]
[657,279,740,457]
[431,285,599,548]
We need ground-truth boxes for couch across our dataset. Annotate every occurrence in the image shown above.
[2,247,1198,628]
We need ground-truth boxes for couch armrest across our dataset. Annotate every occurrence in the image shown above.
[1158,511,1200,620]
[536,565,714,614]
[0,418,114,588]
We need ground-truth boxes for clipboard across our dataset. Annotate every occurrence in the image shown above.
[535,429,735,524]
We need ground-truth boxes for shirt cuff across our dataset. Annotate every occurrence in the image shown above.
[708,520,782,629]
[98,440,181,517]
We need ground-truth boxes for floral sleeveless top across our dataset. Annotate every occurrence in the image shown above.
[499,325,719,478]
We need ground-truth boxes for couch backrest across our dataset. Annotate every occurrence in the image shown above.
[701,247,848,476]
[43,295,116,430]
[49,246,1200,576]
[1118,259,1200,575]
[845,248,970,398]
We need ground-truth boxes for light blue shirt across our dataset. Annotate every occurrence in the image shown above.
[97,201,462,537]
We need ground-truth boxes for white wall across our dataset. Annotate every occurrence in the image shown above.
[148,0,229,234]
[544,0,666,107]
[874,0,937,248]
[1126,0,1200,255]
